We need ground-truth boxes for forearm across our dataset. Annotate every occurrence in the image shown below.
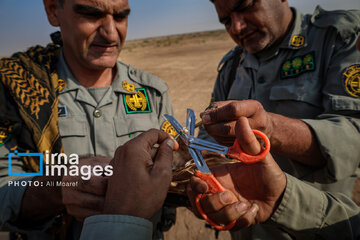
[270,174,360,239]
[269,113,325,166]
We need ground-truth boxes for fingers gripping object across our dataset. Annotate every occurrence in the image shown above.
[164,109,270,230]
[227,130,270,164]
[195,171,236,230]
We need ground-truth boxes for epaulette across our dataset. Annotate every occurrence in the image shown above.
[311,6,360,41]
[217,46,243,72]
[119,62,169,94]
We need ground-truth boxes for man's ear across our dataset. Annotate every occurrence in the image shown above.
[43,0,60,27]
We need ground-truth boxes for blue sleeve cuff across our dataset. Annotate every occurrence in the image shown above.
[81,215,153,240]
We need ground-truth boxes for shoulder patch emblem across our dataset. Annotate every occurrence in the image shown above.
[281,52,315,79]
[290,35,305,47]
[161,120,178,137]
[343,64,360,98]
[123,88,152,114]
[0,126,11,146]
[122,80,136,93]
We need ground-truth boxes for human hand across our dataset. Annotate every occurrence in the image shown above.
[200,100,274,146]
[103,129,178,219]
[62,156,110,221]
[187,118,286,230]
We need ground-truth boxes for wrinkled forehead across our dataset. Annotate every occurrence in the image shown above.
[67,0,129,13]
[213,0,244,11]
[213,0,246,17]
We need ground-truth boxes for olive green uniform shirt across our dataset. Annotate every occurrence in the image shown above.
[199,6,360,240]
[0,51,173,239]
[268,173,360,240]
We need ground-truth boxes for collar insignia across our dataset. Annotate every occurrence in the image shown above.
[291,35,305,47]
[122,80,136,93]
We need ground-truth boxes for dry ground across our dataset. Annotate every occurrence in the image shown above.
[0,30,359,240]
[120,30,235,240]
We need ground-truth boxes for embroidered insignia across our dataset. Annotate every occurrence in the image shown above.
[58,105,68,117]
[122,80,135,93]
[123,88,151,114]
[291,35,305,47]
[0,127,11,147]
[161,120,178,137]
[343,64,360,98]
[281,52,315,79]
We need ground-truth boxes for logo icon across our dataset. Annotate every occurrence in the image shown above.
[8,150,43,176]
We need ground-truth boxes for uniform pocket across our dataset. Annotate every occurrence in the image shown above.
[58,117,87,137]
[269,77,323,118]
[58,116,90,155]
[269,79,322,107]
[114,115,160,145]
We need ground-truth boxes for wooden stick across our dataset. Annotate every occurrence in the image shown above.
[195,120,203,129]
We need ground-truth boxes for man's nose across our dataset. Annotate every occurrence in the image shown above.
[229,13,247,35]
[99,15,118,43]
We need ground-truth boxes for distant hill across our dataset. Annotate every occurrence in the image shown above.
[123,29,229,52]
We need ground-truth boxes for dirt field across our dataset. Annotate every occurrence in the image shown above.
[0,30,358,240]
[120,30,235,240]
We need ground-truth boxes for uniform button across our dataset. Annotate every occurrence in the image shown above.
[93,109,102,118]
[258,77,265,84]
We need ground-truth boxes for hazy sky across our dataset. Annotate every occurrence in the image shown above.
[0,0,359,56]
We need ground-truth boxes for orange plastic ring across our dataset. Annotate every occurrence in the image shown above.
[195,193,236,231]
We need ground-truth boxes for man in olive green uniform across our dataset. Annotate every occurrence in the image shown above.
[0,0,174,239]
[197,0,360,239]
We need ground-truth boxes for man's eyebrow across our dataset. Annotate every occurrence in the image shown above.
[113,8,131,18]
[219,0,245,23]
[73,4,130,18]
[73,4,105,15]
[232,0,246,12]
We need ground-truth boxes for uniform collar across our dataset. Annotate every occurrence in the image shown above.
[111,62,139,95]
[57,51,137,96]
[57,51,82,94]
[279,8,308,50]
[249,8,307,63]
